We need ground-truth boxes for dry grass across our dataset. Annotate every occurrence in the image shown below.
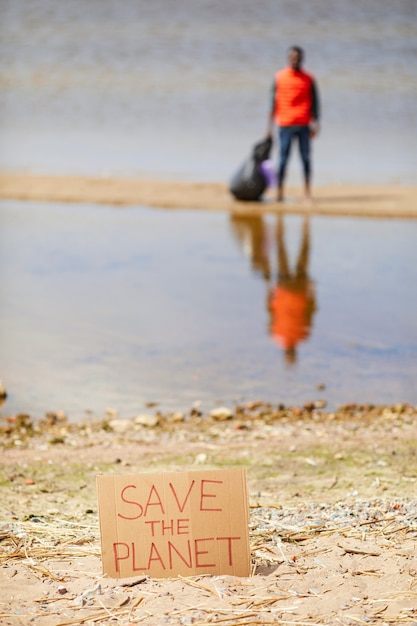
[1,403,417,624]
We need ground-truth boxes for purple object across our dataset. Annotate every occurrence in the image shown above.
[260,159,277,188]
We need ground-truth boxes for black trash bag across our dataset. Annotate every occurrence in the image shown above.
[253,136,273,163]
[229,137,273,201]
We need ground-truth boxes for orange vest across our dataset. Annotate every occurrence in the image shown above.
[274,67,313,126]
[269,286,310,350]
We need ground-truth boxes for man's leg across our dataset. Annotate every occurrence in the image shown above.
[278,127,293,202]
[276,213,290,281]
[295,215,310,282]
[298,127,312,201]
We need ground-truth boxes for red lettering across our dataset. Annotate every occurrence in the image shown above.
[169,480,196,512]
[118,484,143,520]
[145,520,159,536]
[148,542,166,569]
[177,518,190,534]
[113,542,129,573]
[194,537,216,568]
[161,519,174,535]
[131,541,147,572]
[144,485,165,516]
[145,519,190,536]
[168,540,192,569]
[200,480,223,511]
[217,536,240,566]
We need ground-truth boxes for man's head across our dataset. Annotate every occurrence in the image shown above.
[288,46,304,70]
[284,345,297,365]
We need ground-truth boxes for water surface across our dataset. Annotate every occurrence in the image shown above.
[1,0,416,184]
[1,200,416,419]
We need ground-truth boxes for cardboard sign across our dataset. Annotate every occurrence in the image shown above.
[96,468,250,579]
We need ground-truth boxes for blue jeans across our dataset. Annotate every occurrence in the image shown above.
[278,126,311,184]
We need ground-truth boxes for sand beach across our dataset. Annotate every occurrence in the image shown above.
[1,402,417,625]
[1,1,416,623]
[1,174,417,624]
[1,172,417,219]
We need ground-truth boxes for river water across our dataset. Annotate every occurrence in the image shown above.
[0,0,416,184]
[0,1,416,419]
[1,200,416,419]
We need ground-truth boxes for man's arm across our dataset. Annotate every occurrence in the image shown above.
[310,79,320,137]
[267,79,276,137]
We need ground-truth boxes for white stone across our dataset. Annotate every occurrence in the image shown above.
[210,407,233,420]
[108,419,131,433]
[134,414,160,428]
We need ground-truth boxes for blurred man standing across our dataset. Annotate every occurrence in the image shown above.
[267,46,320,203]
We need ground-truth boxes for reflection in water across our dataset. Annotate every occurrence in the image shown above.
[230,213,316,364]
[269,215,316,364]
[229,214,271,281]
[1,200,416,416]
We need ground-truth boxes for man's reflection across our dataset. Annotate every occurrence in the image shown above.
[229,214,271,280]
[268,214,316,364]
[230,213,316,364]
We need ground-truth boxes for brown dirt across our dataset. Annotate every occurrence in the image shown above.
[1,402,417,625]
[1,172,417,218]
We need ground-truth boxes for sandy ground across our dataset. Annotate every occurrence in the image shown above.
[1,172,417,218]
[1,176,417,624]
[1,402,417,625]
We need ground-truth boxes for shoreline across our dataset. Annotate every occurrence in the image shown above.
[1,171,417,218]
[2,170,417,622]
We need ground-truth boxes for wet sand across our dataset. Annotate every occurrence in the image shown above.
[1,172,417,218]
